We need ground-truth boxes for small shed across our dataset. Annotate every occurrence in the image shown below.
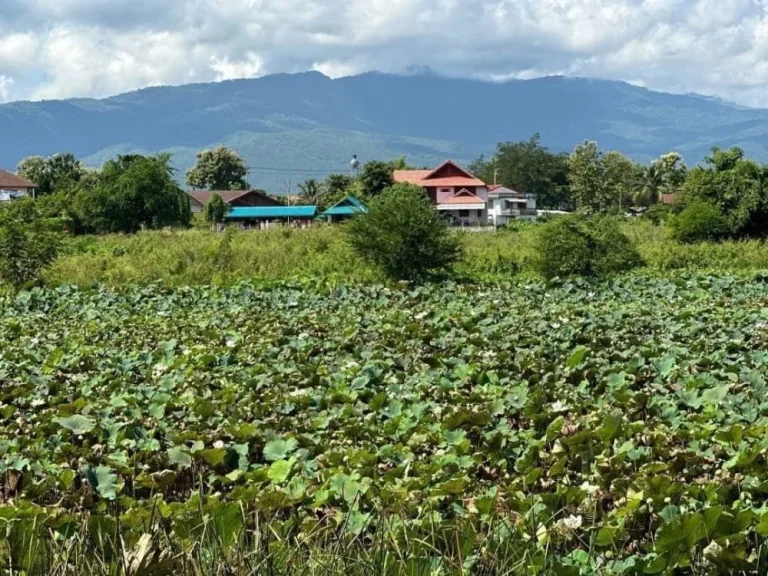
[321,196,368,223]
[227,206,318,229]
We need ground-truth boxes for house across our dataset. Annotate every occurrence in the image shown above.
[0,169,36,201]
[320,196,368,223]
[186,189,281,214]
[487,185,537,226]
[394,160,489,226]
[225,205,317,229]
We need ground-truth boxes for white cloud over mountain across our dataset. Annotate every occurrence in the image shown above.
[1,0,768,105]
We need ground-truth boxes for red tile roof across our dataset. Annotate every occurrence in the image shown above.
[441,192,486,205]
[0,169,35,189]
[394,160,485,188]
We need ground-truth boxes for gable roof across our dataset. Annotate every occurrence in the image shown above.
[394,160,485,188]
[322,195,368,216]
[0,169,35,189]
[186,189,278,206]
[226,206,317,219]
[440,189,487,205]
[488,184,525,196]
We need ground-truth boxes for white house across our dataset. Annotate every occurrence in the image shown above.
[394,160,489,226]
[487,185,537,227]
[0,169,36,201]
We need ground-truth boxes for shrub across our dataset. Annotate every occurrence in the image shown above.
[0,221,61,288]
[345,183,462,281]
[533,214,643,279]
[643,204,672,225]
[670,202,731,243]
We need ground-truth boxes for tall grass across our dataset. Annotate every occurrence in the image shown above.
[2,508,549,575]
[42,220,768,288]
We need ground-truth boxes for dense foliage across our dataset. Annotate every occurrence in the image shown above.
[0,200,63,288]
[70,154,191,234]
[203,192,230,226]
[2,275,768,573]
[469,134,570,209]
[345,183,462,281]
[186,147,248,191]
[16,153,87,196]
[533,214,643,279]
[682,147,768,238]
[670,202,731,244]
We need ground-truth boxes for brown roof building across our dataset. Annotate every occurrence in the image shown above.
[186,189,282,213]
[0,169,36,200]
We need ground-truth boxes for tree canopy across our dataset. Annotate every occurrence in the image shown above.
[469,134,570,209]
[17,153,86,196]
[72,154,191,234]
[186,147,248,191]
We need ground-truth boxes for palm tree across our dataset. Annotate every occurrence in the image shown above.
[297,179,324,205]
[643,164,664,205]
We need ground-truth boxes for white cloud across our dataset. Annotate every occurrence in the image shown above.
[0,76,14,103]
[3,0,768,105]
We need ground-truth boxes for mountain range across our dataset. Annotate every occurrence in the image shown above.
[2,71,768,193]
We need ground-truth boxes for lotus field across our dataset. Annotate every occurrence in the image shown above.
[3,275,768,573]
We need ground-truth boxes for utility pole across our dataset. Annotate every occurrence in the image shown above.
[493,169,499,186]
[285,180,291,205]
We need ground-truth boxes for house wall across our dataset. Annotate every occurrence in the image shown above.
[444,208,488,226]
[0,187,31,201]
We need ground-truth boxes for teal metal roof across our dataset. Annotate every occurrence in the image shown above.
[227,206,317,219]
[321,196,368,217]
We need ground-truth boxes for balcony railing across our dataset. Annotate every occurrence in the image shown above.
[498,209,537,217]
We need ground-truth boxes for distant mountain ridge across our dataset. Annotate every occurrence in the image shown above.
[3,71,768,193]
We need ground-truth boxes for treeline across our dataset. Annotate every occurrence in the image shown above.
[469,134,686,211]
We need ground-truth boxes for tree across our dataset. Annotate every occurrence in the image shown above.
[683,147,768,237]
[603,151,642,211]
[345,183,462,281]
[186,147,248,191]
[326,174,354,197]
[360,161,395,197]
[640,152,687,205]
[469,134,570,209]
[204,193,230,227]
[72,154,191,234]
[568,142,642,212]
[567,141,608,211]
[297,179,324,205]
[17,153,86,196]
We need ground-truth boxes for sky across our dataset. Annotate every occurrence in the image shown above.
[1,0,768,106]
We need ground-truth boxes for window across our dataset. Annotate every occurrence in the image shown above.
[477,210,482,217]
[458,210,469,218]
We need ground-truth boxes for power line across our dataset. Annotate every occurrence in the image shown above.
[247,166,358,175]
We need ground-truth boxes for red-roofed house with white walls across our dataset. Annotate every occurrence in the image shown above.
[394,160,489,226]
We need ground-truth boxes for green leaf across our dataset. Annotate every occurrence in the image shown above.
[263,438,298,462]
[267,460,293,483]
[701,385,730,406]
[55,415,96,435]
[567,346,589,368]
[168,446,193,468]
[84,465,119,500]
[199,448,227,467]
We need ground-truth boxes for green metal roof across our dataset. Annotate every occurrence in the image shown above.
[227,206,317,219]
[321,196,368,217]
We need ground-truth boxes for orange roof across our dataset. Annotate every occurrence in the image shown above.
[0,169,35,189]
[440,189,486,205]
[394,160,485,188]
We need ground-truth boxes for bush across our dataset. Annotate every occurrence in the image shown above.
[345,183,462,281]
[670,202,731,243]
[534,214,643,279]
[643,204,672,225]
